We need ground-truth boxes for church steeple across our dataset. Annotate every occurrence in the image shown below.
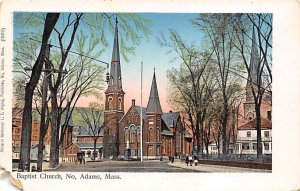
[146,69,163,114]
[112,16,120,62]
[107,16,123,92]
[103,15,125,158]
[247,26,260,87]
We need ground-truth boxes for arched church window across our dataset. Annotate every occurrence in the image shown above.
[110,76,114,85]
[108,97,113,110]
[136,127,140,143]
[156,128,160,142]
[148,127,154,142]
[124,128,129,143]
[117,76,121,88]
[118,97,122,110]
[129,125,136,142]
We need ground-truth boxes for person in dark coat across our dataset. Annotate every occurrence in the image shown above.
[185,154,189,166]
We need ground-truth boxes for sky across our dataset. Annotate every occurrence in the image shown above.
[13,13,204,112]
[78,13,203,112]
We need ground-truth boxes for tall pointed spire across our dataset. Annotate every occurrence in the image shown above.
[146,69,163,114]
[247,26,260,86]
[107,15,123,92]
[112,16,120,62]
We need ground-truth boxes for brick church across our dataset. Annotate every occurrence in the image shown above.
[103,18,193,159]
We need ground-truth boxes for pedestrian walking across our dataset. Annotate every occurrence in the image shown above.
[185,154,189,166]
[189,155,193,166]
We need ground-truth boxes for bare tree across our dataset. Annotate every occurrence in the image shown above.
[193,14,244,154]
[160,30,214,155]
[79,102,104,160]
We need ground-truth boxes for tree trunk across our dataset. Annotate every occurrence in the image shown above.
[18,13,60,171]
[222,101,229,155]
[37,45,51,172]
[93,138,97,160]
[255,104,263,158]
[49,90,58,168]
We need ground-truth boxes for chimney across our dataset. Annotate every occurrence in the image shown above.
[132,99,136,106]
[169,110,172,113]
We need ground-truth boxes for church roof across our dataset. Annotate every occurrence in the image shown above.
[76,125,104,137]
[238,117,272,130]
[161,112,180,128]
[134,106,147,118]
[146,71,163,114]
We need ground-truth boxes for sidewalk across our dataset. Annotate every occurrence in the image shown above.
[168,161,271,173]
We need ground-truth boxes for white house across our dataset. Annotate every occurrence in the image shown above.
[236,117,272,154]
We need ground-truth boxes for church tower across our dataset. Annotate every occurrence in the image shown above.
[243,27,271,121]
[145,69,163,157]
[244,27,259,121]
[103,17,125,158]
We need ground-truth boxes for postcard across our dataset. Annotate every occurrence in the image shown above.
[0,0,299,190]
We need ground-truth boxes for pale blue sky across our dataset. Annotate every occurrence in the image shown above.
[14,13,203,111]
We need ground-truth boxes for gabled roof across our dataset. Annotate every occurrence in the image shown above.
[134,106,147,119]
[119,105,146,123]
[238,117,272,130]
[146,71,163,114]
[161,112,180,128]
[76,125,104,137]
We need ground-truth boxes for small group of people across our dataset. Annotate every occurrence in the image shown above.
[185,154,198,166]
[169,155,175,163]
[76,153,86,164]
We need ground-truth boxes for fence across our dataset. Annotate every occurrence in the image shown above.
[181,154,272,163]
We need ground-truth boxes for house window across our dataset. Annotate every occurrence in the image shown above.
[242,143,249,150]
[264,131,269,137]
[247,131,251,137]
[267,111,272,120]
[264,143,269,150]
[87,151,91,157]
[252,143,257,150]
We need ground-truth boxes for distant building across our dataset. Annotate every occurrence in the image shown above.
[63,125,104,162]
[103,18,193,159]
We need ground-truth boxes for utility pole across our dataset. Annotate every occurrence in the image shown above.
[140,62,143,162]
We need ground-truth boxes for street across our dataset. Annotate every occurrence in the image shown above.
[48,160,203,172]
